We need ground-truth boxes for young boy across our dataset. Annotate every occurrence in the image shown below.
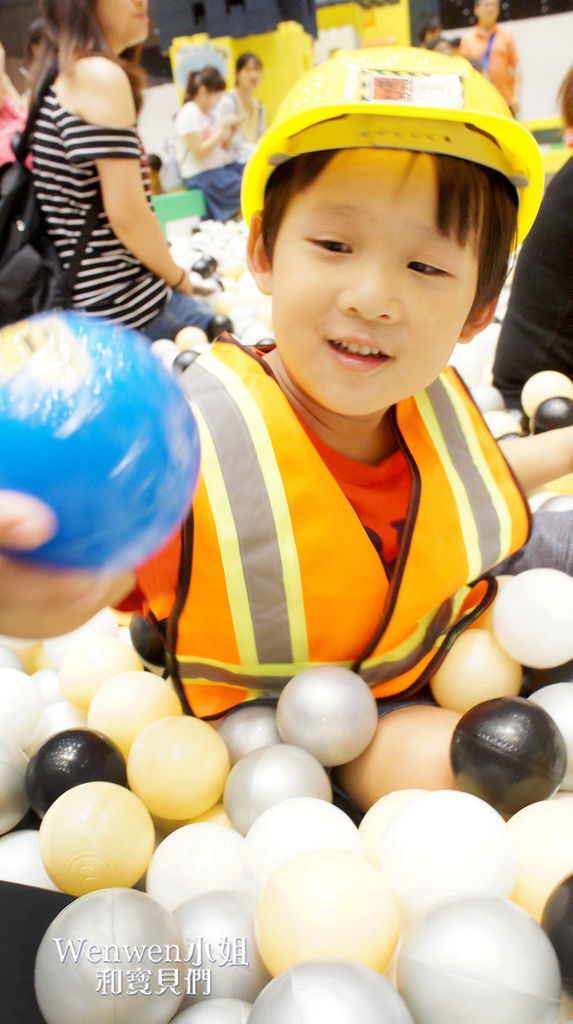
[1,48,571,718]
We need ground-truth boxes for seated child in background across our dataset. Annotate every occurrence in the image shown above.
[174,65,243,222]
[2,50,573,790]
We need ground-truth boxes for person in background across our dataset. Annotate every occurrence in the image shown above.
[492,64,573,408]
[418,17,442,47]
[460,0,521,115]
[216,52,265,165]
[29,0,226,343]
[174,65,243,222]
[0,41,26,166]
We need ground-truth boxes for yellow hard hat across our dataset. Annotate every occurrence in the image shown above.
[241,46,543,247]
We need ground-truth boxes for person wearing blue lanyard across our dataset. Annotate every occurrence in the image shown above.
[460,0,521,116]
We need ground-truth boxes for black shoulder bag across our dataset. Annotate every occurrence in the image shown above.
[0,65,102,328]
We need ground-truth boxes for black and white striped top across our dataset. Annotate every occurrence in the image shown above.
[31,88,167,329]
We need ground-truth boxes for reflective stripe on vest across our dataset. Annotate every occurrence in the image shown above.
[170,343,529,703]
[183,352,308,670]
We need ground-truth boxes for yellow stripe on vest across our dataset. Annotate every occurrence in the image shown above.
[191,404,259,665]
[195,353,309,665]
[415,388,482,582]
[440,373,513,561]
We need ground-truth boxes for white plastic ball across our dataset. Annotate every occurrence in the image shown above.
[216,705,281,766]
[42,608,119,667]
[223,744,332,834]
[0,829,60,889]
[358,790,426,866]
[146,822,252,912]
[492,569,573,668]
[377,790,516,921]
[471,385,506,414]
[0,644,24,671]
[25,700,87,755]
[397,894,561,1024]
[32,668,63,705]
[529,683,573,789]
[35,888,185,1024]
[174,889,269,1005]
[0,737,29,833]
[0,668,43,747]
[247,959,415,1023]
[244,796,363,899]
[276,666,378,766]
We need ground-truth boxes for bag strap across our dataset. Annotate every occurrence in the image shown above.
[62,194,103,306]
[15,62,104,306]
[13,64,58,163]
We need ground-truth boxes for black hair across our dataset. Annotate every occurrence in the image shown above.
[184,65,226,102]
[261,149,518,318]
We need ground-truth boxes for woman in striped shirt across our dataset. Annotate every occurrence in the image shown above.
[30,0,225,342]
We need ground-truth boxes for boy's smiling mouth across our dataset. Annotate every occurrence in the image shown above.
[329,337,388,360]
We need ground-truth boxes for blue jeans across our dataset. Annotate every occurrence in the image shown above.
[139,290,214,342]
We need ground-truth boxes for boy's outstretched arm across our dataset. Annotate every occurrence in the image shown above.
[0,491,135,639]
[499,426,573,494]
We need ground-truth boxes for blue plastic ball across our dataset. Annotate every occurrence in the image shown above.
[0,312,200,568]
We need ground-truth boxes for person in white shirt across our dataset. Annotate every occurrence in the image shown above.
[174,65,243,221]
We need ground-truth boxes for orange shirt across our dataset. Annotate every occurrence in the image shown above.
[460,25,518,107]
[300,422,411,575]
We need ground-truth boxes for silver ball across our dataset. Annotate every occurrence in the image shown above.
[223,743,332,835]
[397,894,561,1024]
[216,705,281,766]
[276,666,378,766]
[35,888,185,1024]
[173,890,269,1007]
[248,959,415,1023]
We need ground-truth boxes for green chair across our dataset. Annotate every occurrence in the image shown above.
[151,189,207,232]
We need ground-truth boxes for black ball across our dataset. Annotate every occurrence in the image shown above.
[207,314,234,343]
[192,254,218,277]
[530,396,573,434]
[25,728,127,818]
[172,349,199,377]
[542,873,573,997]
[450,695,567,817]
[129,614,166,669]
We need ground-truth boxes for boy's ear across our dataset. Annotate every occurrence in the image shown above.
[246,212,273,296]
[458,298,498,344]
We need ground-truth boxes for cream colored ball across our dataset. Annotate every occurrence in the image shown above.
[39,781,155,896]
[508,797,573,922]
[521,370,573,418]
[175,326,209,352]
[127,715,230,820]
[59,635,142,712]
[87,670,182,758]
[255,848,399,976]
[430,628,522,713]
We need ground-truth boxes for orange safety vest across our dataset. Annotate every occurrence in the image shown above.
[138,338,530,718]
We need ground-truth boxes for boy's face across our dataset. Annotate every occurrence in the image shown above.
[248,149,494,430]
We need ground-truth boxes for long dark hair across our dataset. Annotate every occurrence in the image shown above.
[33,0,145,112]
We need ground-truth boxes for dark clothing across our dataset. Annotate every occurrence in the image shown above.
[492,157,573,410]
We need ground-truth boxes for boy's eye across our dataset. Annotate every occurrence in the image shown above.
[408,260,446,276]
[313,239,352,253]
